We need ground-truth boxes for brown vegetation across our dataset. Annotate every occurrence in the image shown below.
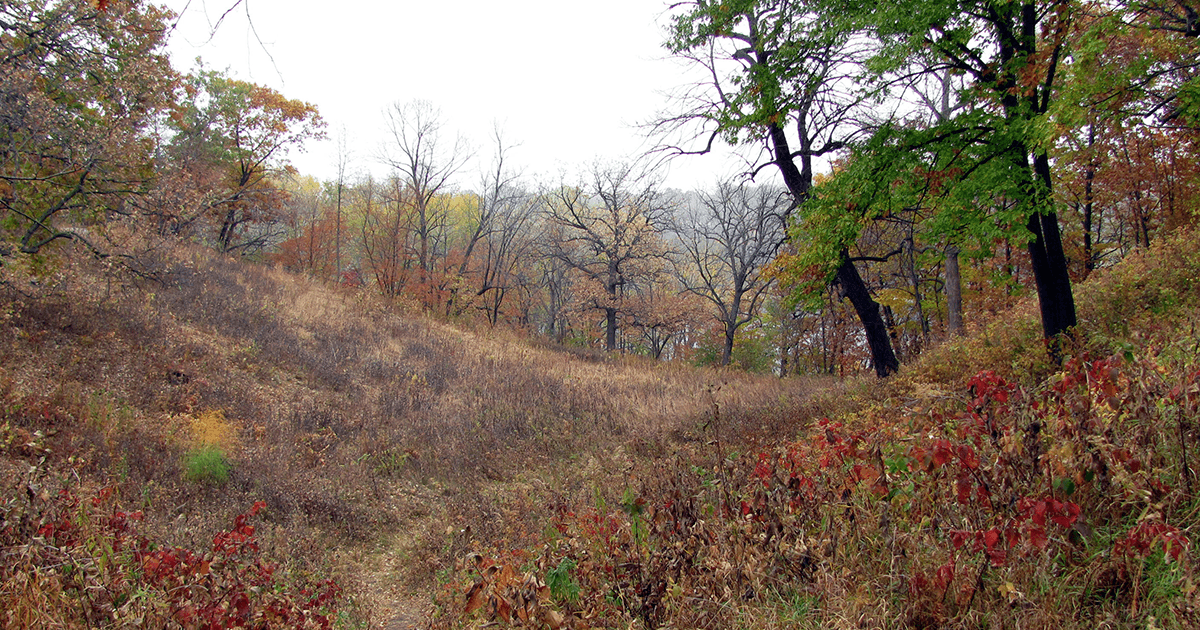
[0,238,822,627]
[429,227,1200,629]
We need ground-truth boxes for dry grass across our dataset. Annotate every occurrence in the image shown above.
[428,228,1200,630]
[0,238,825,627]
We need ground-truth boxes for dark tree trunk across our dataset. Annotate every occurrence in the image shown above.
[1027,152,1078,358]
[218,207,237,253]
[604,306,618,351]
[768,123,899,377]
[721,323,736,367]
[836,254,899,377]
[945,244,964,336]
[720,291,743,366]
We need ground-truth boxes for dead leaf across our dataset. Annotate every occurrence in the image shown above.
[464,582,485,614]
[496,597,512,623]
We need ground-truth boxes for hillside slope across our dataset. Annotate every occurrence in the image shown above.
[428,228,1200,629]
[0,242,823,627]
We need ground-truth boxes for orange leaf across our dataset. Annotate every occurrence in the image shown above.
[464,582,485,614]
[496,597,512,623]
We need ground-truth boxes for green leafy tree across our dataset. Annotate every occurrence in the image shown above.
[801,0,1083,358]
[663,0,901,376]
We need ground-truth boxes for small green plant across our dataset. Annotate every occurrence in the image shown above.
[183,445,230,485]
[620,488,648,548]
[768,587,819,624]
[368,447,410,476]
[546,558,580,604]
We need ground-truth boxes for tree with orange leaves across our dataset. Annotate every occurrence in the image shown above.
[166,66,326,255]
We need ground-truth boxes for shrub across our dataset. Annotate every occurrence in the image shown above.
[546,558,580,603]
[0,490,343,628]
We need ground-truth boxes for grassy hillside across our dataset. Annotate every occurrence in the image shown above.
[0,241,822,627]
[2,229,1197,628]
[427,229,1200,629]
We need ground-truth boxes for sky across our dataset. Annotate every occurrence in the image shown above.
[162,0,754,191]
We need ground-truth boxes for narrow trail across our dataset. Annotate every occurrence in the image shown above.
[381,603,425,630]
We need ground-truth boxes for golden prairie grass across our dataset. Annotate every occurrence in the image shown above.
[190,408,234,448]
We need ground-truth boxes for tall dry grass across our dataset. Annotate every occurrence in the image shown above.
[0,238,826,625]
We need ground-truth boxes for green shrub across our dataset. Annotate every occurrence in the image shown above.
[546,558,580,603]
[183,445,230,485]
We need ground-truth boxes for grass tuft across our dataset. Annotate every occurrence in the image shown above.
[183,444,230,485]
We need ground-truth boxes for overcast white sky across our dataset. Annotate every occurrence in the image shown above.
[162,0,754,191]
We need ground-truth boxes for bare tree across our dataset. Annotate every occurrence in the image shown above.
[358,174,411,296]
[380,100,469,288]
[673,182,788,366]
[468,132,542,324]
[543,163,671,351]
[448,128,538,319]
[333,126,352,282]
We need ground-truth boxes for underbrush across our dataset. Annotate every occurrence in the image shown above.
[915,227,1200,390]
[433,349,1200,629]
[0,240,821,626]
[0,478,342,628]
[430,229,1200,629]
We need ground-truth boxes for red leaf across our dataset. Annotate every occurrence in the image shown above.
[1031,500,1048,527]
[935,561,955,588]
[931,439,952,468]
[956,445,980,469]
[1005,527,1021,549]
[956,477,972,504]
[1051,502,1081,528]
[1028,526,1048,550]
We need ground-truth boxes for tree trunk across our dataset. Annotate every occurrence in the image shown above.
[721,322,736,367]
[945,244,964,336]
[1027,152,1078,358]
[836,254,899,377]
[720,290,744,367]
[218,207,237,253]
[335,179,343,282]
[768,123,899,378]
[605,306,618,351]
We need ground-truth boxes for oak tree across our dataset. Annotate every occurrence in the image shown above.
[663,0,901,376]
[544,163,670,351]
[167,67,325,254]
[1,0,174,263]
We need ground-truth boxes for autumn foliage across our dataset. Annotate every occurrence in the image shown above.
[2,489,341,628]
